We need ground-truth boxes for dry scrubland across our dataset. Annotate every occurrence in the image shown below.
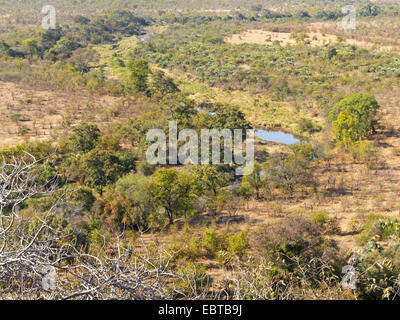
[144,93,400,250]
[226,28,398,52]
[226,17,400,53]
[2,21,400,252]
[3,1,400,299]
[0,81,152,146]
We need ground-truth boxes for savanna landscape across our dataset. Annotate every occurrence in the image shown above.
[1,0,400,301]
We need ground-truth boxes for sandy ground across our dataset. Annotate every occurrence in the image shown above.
[0,81,124,146]
[226,28,397,52]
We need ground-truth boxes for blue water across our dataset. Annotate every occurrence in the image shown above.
[255,129,300,145]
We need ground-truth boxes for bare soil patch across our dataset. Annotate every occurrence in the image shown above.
[226,28,397,52]
[0,81,136,146]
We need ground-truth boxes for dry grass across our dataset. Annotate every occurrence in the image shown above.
[226,27,398,52]
[138,96,400,256]
[0,81,148,146]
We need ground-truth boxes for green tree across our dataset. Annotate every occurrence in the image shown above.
[327,47,337,59]
[240,161,264,200]
[47,37,78,61]
[22,39,38,57]
[150,70,179,97]
[267,152,314,197]
[0,41,12,56]
[212,103,251,131]
[329,93,380,143]
[101,174,154,230]
[68,123,100,153]
[80,148,135,193]
[161,93,197,127]
[128,58,151,94]
[360,4,380,17]
[190,165,229,196]
[151,169,197,224]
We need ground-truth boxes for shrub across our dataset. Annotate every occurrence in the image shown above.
[329,93,380,143]
[68,123,100,153]
[297,117,321,134]
[79,148,136,192]
[324,217,342,235]
[128,58,151,94]
[185,237,203,260]
[251,216,328,271]
[349,140,378,167]
[227,232,249,258]
[202,227,220,256]
[357,215,400,244]
[175,263,209,297]
[309,210,329,225]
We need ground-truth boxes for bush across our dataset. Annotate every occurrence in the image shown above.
[227,232,248,258]
[251,216,330,272]
[298,118,321,134]
[357,215,400,244]
[68,123,100,153]
[349,140,378,166]
[309,210,329,225]
[175,263,209,297]
[79,148,136,192]
[348,217,363,233]
[202,227,220,256]
[329,93,380,143]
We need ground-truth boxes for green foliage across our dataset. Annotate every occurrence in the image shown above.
[79,148,136,192]
[240,161,264,199]
[271,151,314,196]
[349,140,378,166]
[189,165,230,214]
[329,93,380,143]
[190,165,229,196]
[359,4,380,17]
[162,93,197,127]
[46,37,79,61]
[150,70,179,97]
[297,117,321,134]
[0,141,56,161]
[210,103,251,131]
[175,262,209,297]
[128,58,151,94]
[309,210,329,225]
[68,122,101,153]
[100,174,156,230]
[227,232,248,258]
[151,169,198,224]
[205,191,230,215]
[355,240,400,300]
[327,47,337,60]
[70,186,96,212]
[202,227,221,256]
[357,215,400,244]
[376,218,400,240]
[136,161,157,176]
[114,110,168,151]
[290,142,323,161]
